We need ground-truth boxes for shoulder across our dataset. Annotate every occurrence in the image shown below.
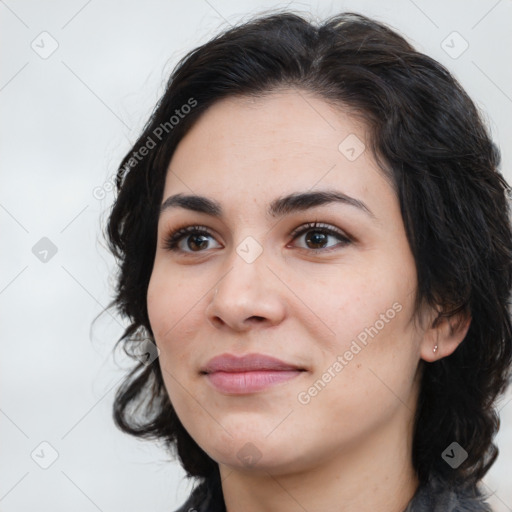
[404,475,494,512]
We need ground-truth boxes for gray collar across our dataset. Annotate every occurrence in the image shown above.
[403,475,493,512]
[175,472,493,512]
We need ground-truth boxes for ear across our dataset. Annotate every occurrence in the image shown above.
[420,308,471,363]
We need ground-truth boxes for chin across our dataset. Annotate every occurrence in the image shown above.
[200,431,306,474]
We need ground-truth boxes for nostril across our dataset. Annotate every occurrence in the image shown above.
[248,316,265,323]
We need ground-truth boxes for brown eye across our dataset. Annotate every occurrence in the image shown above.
[305,230,329,249]
[291,222,352,252]
[184,234,210,251]
[163,226,221,253]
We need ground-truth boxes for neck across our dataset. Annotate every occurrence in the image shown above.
[218,406,419,512]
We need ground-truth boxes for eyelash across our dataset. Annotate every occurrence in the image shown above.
[162,221,353,255]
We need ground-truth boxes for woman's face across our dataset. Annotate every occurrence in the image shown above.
[147,89,428,475]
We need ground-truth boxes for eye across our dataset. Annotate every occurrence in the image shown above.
[162,221,352,256]
[162,225,222,254]
[289,222,352,252]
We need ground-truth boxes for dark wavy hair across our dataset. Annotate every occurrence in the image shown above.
[104,10,512,489]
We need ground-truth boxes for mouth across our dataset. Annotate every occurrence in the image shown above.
[200,353,307,394]
[201,352,306,373]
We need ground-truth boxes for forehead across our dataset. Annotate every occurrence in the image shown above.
[163,89,392,212]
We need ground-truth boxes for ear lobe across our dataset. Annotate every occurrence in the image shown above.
[420,310,471,363]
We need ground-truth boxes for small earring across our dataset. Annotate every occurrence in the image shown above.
[433,345,438,354]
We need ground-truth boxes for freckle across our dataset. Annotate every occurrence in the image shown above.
[357,364,361,368]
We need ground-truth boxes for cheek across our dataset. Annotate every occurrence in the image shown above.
[303,258,420,410]
[146,264,213,385]
[296,291,418,439]
[147,263,199,340]
[311,265,413,348]
[147,278,215,450]
[147,274,171,341]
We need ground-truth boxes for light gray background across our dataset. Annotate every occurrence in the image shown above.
[1,1,511,511]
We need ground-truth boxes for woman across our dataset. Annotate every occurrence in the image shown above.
[105,11,512,512]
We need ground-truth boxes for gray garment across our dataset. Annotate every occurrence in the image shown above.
[402,476,493,512]
[173,471,493,512]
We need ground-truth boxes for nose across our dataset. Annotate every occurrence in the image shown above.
[205,248,287,332]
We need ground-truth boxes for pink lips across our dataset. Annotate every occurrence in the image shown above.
[201,353,305,394]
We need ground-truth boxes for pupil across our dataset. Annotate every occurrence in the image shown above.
[307,231,327,248]
[189,235,209,251]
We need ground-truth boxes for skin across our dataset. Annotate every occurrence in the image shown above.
[146,89,469,512]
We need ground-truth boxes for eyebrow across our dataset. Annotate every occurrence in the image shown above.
[160,190,375,219]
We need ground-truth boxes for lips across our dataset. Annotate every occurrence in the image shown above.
[201,353,306,394]
[201,353,304,373]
